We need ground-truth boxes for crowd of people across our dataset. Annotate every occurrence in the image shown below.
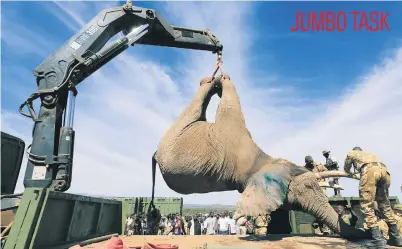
[158,211,262,236]
[125,202,402,241]
[125,211,266,236]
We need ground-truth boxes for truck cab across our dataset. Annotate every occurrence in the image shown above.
[1,132,25,239]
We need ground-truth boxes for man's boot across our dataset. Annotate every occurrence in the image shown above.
[370,226,387,249]
[388,224,402,247]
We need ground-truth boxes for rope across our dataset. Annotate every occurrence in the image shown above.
[203,29,224,80]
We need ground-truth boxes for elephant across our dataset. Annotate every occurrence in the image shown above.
[149,74,367,238]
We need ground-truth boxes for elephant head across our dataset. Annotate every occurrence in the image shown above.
[151,74,365,238]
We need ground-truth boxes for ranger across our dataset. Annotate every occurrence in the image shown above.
[305,155,331,235]
[254,214,269,235]
[336,204,358,227]
[394,204,402,237]
[344,146,402,248]
[322,150,341,197]
[305,155,328,195]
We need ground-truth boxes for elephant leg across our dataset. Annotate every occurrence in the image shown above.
[168,77,217,133]
[214,74,248,131]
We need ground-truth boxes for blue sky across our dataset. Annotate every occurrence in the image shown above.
[2,1,402,204]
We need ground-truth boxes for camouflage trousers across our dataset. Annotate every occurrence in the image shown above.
[396,215,402,236]
[359,164,397,228]
[363,220,389,240]
[255,227,267,235]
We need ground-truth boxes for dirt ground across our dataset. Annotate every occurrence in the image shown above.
[83,235,400,249]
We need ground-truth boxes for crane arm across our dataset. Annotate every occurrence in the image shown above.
[19,1,223,192]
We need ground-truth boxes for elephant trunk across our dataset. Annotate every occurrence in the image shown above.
[287,172,370,239]
[303,197,341,233]
[287,172,341,233]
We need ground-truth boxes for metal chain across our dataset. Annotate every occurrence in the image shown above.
[203,29,224,79]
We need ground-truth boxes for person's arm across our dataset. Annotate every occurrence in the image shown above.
[349,210,358,227]
[344,204,358,226]
[344,154,353,173]
[317,163,328,172]
[182,223,186,235]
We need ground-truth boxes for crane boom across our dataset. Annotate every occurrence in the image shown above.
[19,1,223,192]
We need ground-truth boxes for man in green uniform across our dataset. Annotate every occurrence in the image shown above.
[344,146,402,248]
[254,214,269,235]
[394,204,402,237]
[323,150,341,197]
[305,155,330,235]
[305,155,329,196]
[336,205,358,227]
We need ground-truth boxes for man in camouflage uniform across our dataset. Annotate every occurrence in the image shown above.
[305,155,328,196]
[344,146,402,248]
[323,150,341,197]
[362,202,390,241]
[394,204,402,237]
[336,205,358,227]
[305,156,331,235]
[254,214,269,235]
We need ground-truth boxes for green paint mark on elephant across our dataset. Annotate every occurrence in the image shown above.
[263,173,288,203]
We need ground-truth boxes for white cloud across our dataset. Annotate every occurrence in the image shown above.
[1,1,401,205]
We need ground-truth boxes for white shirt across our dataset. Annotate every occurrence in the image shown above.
[227,218,236,234]
[190,219,195,235]
[218,217,229,231]
[205,217,215,235]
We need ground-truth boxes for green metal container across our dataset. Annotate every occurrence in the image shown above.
[107,197,183,217]
[1,131,25,194]
[4,188,122,249]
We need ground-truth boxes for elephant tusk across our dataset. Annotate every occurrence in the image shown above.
[314,171,360,180]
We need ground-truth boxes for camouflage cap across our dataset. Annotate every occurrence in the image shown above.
[305,156,313,163]
[394,204,402,212]
[322,150,330,155]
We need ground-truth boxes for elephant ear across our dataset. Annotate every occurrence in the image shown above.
[236,166,292,216]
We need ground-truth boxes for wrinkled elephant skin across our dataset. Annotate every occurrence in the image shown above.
[152,74,360,238]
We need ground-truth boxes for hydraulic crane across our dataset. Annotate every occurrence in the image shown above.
[18,0,223,192]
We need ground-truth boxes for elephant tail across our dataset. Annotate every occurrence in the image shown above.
[150,151,157,209]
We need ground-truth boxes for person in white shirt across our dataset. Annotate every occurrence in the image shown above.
[203,215,208,234]
[227,213,237,235]
[218,212,229,235]
[189,216,195,235]
[213,215,218,234]
[204,212,216,235]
